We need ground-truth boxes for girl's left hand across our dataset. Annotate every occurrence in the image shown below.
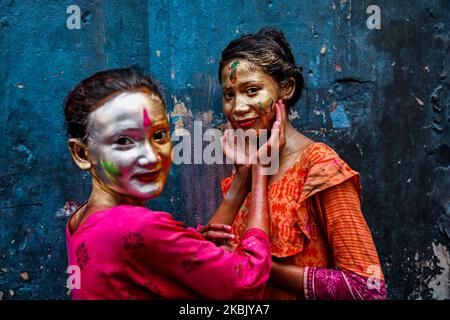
[197,223,235,246]
[251,99,287,172]
[274,99,287,152]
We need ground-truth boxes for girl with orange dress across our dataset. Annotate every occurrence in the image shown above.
[209,28,386,300]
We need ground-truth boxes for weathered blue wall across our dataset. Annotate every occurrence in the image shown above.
[0,0,449,299]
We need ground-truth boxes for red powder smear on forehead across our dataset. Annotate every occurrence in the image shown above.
[143,108,152,127]
[227,60,240,84]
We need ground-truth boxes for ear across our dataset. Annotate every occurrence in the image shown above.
[68,138,92,171]
[279,77,296,101]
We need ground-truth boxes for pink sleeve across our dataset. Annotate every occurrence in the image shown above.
[304,267,387,300]
[125,211,271,300]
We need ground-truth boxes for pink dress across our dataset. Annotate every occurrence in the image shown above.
[66,205,271,300]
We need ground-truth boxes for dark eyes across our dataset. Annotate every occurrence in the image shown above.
[223,91,234,100]
[115,137,134,145]
[114,130,168,148]
[246,87,259,95]
[153,130,168,141]
[223,87,260,100]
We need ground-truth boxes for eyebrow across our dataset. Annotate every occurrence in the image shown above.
[149,120,170,129]
[107,127,142,137]
[222,80,263,89]
[100,117,140,132]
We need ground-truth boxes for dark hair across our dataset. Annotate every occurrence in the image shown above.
[219,28,304,109]
[64,68,164,141]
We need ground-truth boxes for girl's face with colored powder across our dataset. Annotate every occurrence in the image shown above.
[86,91,172,200]
[221,59,280,133]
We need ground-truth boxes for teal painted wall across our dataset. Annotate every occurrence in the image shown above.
[0,0,449,299]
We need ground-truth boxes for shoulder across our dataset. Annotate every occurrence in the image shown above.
[118,205,185,229]
[92,205,184,238]
[303,142,341,166]
[103,204,171,222]
[300,142,356,175]
[299,142,361,202]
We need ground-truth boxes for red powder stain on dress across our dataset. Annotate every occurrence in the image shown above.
[180,257,204,274]
[75,242,90,269]
[123,232,146,250]
[143,108,152,127]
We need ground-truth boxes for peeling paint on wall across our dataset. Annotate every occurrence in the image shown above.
[0,0,449,300]
[55,201,79,219]
[329,102,350,128]
[288,109,300,121]
[169,100,193,129]
[428,242,450,299]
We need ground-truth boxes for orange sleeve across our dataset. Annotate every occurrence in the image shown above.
[310,179,384,280]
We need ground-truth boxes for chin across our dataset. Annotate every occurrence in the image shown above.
[132,191,161,202]
[142,192,161,200]
[128,182,163,200]
[253,126,270,137]
[142,186,163,199]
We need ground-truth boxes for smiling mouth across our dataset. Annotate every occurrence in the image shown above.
[235,117,259,129]
[133,170,161,183]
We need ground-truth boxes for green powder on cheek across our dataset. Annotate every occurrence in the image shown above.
[101,160,121,178]
[258,98,274,113]
[258,101,265,112]
[267,98,274,111]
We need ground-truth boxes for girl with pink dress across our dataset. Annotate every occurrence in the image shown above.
[63,68,281,299]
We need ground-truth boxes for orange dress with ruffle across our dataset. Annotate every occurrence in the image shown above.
[221,142,385,300]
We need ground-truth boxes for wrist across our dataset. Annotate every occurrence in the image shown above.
[233,170,251,190]
[252,164,269,178]
[234,168,249,180]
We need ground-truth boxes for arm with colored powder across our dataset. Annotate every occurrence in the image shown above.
[203,161,270,239]
[198,160,250,245]
[269,179,386,300]
[207,120,252,229]
[206,100,286,241]
[207,167,251,227]
[200,134,253,245]
[246,164,270,235]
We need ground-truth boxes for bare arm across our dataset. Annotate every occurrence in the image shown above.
[208,171,250,226]
[205,100,285,242]
[245,164,269,235]
[210,164,269,234]
[270,261,304,296]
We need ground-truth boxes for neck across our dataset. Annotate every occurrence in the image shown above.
[279,121,304,160]
[86,178,146,212]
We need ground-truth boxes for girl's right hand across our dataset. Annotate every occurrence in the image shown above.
[197,223,235,246]
[252,99,287,174]
[273,99,287,152]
